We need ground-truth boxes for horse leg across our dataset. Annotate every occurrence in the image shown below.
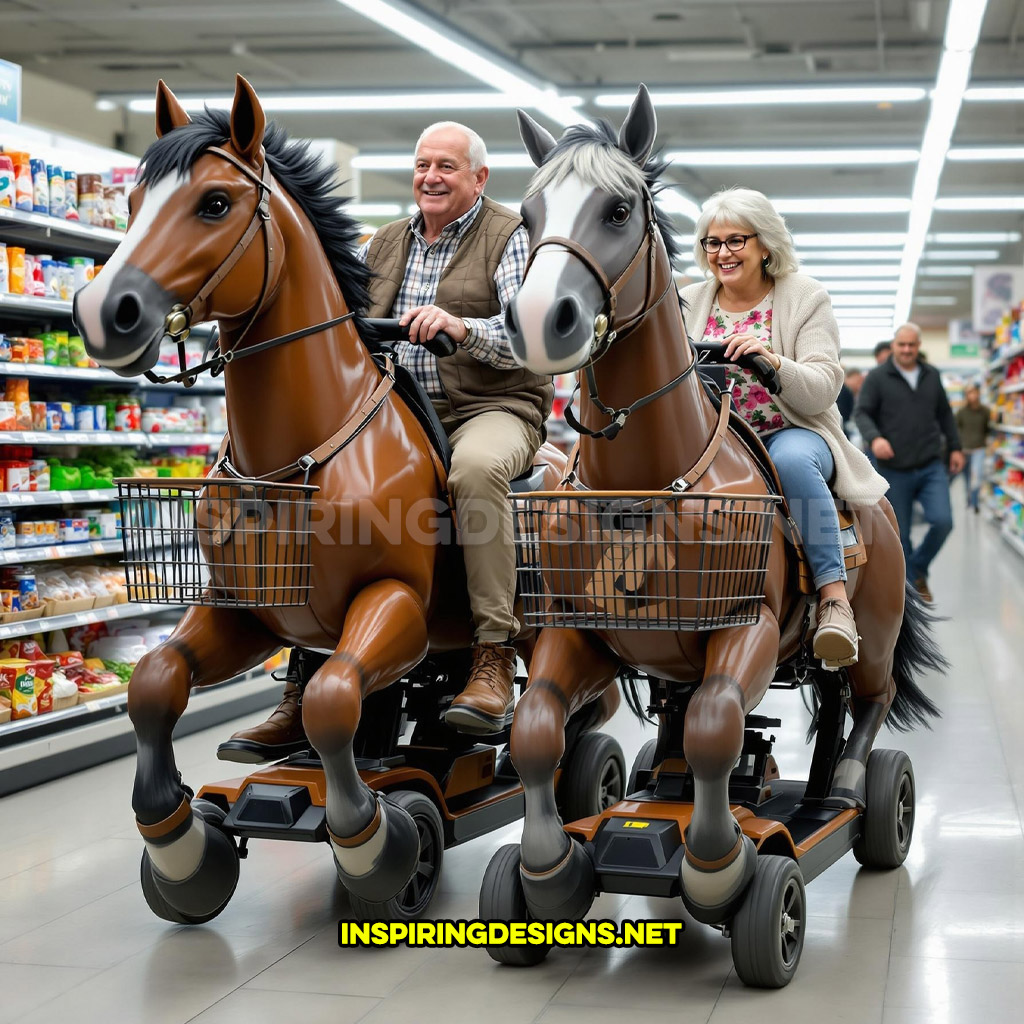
[511,627,619,920]
[131,607,280,916]
[300,579,429,903]
[680,608,781,924]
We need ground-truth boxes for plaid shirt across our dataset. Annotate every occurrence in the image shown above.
[359,198,529,399]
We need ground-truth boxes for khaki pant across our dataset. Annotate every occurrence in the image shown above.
[436,404,541,643]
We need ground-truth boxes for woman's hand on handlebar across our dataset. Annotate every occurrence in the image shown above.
[722,332,781,370]
[400,305,467,346]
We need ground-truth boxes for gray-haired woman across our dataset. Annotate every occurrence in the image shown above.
[681,187,888,667]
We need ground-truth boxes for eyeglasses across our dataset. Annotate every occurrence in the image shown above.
[700,233,758,254]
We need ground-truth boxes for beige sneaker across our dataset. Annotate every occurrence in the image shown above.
[813,598,860,668]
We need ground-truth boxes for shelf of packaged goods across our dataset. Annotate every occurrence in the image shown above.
[0,488,119,508]
[988,342,1024,373]
[0,430,223,447]
[999,523,1024,561]
[0,292,75,320]
[0,361,225,393]
[999,451,1024,473]
[999,381,1024,395]
[996,483,1024,506]
[994,424,1024,435]
[0,537,123,565]
[0,206,124,258]
[0,599,182,641]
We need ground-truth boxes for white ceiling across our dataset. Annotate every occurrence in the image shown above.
[3,0,1024,341]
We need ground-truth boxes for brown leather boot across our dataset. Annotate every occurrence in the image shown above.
[217,680,310,763]
[443,643,517,735]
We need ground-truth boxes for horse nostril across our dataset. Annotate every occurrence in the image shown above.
[113,292,143,334]
[553,297,578,337]
[505,303,519,337]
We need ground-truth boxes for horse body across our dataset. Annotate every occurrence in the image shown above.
[502,89,932,925]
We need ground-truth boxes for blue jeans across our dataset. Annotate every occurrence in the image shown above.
[879,458,954,581]
[764,428,845,590]
[963,449,985,510]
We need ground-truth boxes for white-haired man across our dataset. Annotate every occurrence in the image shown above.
[224,121,552,759]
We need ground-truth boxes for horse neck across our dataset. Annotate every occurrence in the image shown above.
[577,291,719,490]
[220,200,378,479]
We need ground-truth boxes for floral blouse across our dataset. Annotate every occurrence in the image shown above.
[702,289,788,435]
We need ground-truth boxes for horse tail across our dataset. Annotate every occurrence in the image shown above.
[887,580,944,731]
[619,670,653,724]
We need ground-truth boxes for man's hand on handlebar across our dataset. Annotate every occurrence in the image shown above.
[722,332,782,371]
[400,305,468,346]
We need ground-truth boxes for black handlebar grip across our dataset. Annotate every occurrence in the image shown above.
[362,318,457,358]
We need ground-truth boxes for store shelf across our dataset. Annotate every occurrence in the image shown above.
[0,430,223,448]
[0,488,119,508]
[988,342,1024,373]
[996,483,1024,505]
[999,452,1024,473]
[994,424,1024,435]
[0,599,180,641]
[0,292,74,320]
[0,205,123,257]
[0,361,225,393]
[0,537,122,565]
[999,381,1024,395]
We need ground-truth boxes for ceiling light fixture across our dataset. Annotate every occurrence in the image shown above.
[933,196,1024,211]
[928,231,1021,243]
[594,86,928,108]
[963,85,1024,101]
[354,152,536,170]
[799,250,903,262]
[793,233,908,247]
[947,146,1024,161]
[923,249,1000,260]
[820,280,900,292]
[825,294,901,305]
[665,148,919,167]
[892,0,989,327]
[800,265,901,279]
[772,198,912,214]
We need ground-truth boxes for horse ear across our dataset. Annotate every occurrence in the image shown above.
[154,80,191,138]
[517,109,557,167]
[229,74,266,165]
[617,83,657,166]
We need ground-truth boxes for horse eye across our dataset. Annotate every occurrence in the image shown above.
[610,204,630,225]
[199,192,230,220]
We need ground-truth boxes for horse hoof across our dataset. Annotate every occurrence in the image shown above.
[680,832,757,926]
[141,801,240,924]
[823,757,867,809]
[333,794,420,903]
[520,839,595,922]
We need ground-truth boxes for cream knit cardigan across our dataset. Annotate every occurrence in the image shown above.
[680,272,888,506]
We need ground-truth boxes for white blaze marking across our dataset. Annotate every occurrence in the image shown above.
[75,172,187,359]
[513,177,597,373]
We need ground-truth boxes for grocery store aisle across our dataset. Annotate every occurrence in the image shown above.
[1,514,1023,1024]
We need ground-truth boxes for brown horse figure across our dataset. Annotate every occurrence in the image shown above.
[498,87,940,926]
[71,76,580,920]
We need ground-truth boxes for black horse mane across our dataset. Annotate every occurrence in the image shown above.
[543,118,683,267]
[137,108,372,317]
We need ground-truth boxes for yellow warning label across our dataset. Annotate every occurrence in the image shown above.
[622,820,650,829]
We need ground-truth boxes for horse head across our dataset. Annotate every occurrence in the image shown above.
[74,76,285,376]
[505,84,678,375]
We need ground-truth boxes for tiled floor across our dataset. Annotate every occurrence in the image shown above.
[2,512,1022,1023]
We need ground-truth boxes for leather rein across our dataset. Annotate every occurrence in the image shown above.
[524,189,691,442]
[140,144,394,485]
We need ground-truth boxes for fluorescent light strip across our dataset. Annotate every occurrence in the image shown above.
[894,0,988,326]
[330,0,582,127]
[657,189,702,224]
[947,146,1024,161]
[821,280,899,292]
[798,250,903,261]
[772,198,912,214]
[123,92,582,115]
[665,148,919,167]
[793,233,908,247]
[801,265,901,278]
[347,202,403,217]
[924,249,1000,260]
[934,196,1024,211]
[354,152,535,170]
[928,231,1021,243]
[826,294,902,305]
[919,266,975,276]
[594,86,928,107]
[964,85,1024,101]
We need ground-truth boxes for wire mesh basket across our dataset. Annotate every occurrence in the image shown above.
[117,477,318,608]
[512,491,780,631]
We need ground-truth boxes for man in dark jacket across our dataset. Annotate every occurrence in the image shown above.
[854,322,964,602]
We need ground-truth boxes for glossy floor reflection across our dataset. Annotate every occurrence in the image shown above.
[1,514,1022,1023]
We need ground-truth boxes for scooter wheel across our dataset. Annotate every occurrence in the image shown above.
[558,731,625,822]
[853,749,915,868]
[479,844,551,966]
[627,737,659,795]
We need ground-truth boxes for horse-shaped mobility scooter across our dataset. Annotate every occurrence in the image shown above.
[72,76,624,925]
[476,86,943,986]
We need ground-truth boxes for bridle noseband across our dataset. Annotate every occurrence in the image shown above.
[525,189,691,440]
[144,144,356,386]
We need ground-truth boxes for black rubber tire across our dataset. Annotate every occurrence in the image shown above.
[730,855,806,989]
[853,749,915,869]
[627,738,659,795]
[348,791,445,922]
[479,844,551,966]
[558,731,626,822]
[139,800,240,925]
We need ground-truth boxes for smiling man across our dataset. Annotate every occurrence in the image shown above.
[224,121,552,756]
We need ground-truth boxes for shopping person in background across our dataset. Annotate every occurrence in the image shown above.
[854,322,964,602]
[956,383,991,513]
[683,187,888,667]
[874,340,892,364]
[226,120,552,757]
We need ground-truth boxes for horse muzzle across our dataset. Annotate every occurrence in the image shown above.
[74,264,178,376]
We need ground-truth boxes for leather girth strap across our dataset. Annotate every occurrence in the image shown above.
[218,356,397,484]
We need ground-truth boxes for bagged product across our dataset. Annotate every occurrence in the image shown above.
[0,243,8,294]
[64,171,79,220]
[7,152,33,211]
[30,158,48,213]
[0,154,14,207]
[6,247,25,294]
[47,165,65,218]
